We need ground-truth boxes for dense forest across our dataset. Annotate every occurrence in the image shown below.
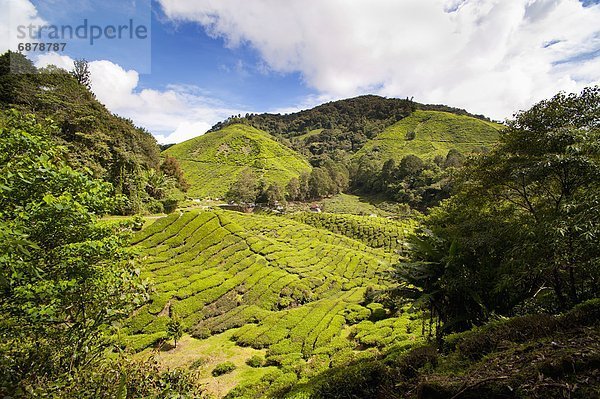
[0,52,187,214]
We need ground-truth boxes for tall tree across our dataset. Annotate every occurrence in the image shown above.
[71,59,91,90]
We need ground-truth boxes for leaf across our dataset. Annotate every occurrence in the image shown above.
[117,372,127,399]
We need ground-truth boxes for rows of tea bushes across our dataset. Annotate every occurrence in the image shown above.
[288,212,417,253]
[123,209,423,395]
[123,210,396,347]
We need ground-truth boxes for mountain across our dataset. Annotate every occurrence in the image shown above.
[163,123,311,199]
[354,109,503,163]
[0,51,161,213]
[211,95,497,164]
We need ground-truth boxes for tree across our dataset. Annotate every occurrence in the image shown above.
[166,312,183,348]
[308,168,334,199]
[226,168,259,204]
[144,168,175,200]
[443,149,465,169]
[396,86,600,336]
[286,177,301,201]
[0,110,148,391]
[160,155,190,192]
[298,172,311,201]
[265,183,286,207]
[71,59,91,90]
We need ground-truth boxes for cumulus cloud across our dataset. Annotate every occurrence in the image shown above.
[1,0,46,52]
[35,54,246,143]
[158,0,600,120]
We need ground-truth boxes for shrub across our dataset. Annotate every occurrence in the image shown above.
[246,354,265,368]
[344,304,371,325]
[189,357,207,370]
[212,361,236,376]
[443,314,559,360]
[162,198,179,214]
[367,303,387,321]
[561,298,600,327]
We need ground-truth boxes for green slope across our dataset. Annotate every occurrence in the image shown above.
[124,209,422,397]
[354,110,502,162]
[163,124,311,198]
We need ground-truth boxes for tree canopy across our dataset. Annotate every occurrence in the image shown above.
[397,86,600,336]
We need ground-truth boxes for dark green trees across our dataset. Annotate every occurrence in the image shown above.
[0,111,148,393]
[0,51,162,214]
[398,87,600,336]
[226,168,260,204]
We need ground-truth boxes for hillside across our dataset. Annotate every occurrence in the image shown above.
[123,209,420,397]
[163,124,311,198]
[354,110,502,162]
[0,52,162,212]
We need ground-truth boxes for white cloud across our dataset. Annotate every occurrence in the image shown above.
[158,0,600,120]
[1,0,46,52]
[35,54,246,143]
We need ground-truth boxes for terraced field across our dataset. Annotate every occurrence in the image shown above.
[163,124,311,198]
[355,110,502,162]
[288,212,417,254]
[124,209,423,397]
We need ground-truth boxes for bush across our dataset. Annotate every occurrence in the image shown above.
[443,314,559,360]
[561,298,600,326]
[162,198,178,214]
[146,199,164,214]
[189,358,207,370]
[212,361,236,376]
[344,305,371,325]
[246,354,265,368]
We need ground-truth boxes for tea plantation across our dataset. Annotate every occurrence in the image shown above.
[288,212,417,253]
[123,209,423,397]
[163,124,311,198]
[355,110,502,162]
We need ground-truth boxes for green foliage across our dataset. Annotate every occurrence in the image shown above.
[0,110,148,394]
[307,306,600,399]
[71,59,91,90]
[0,52,162,214]
[124,208,423,395]
[396,86,600,337]
[355,110,501,163]
[226,168,260,204]
[162,198,179,214]
[18,355,202,398]
[289,212,416,253]
[160,155,190,192]
[163,123,311,198]
[246,354,265,368]
[212,361,237,376]
[166,313,184,348]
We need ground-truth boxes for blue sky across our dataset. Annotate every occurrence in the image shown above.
[3,0,600,143]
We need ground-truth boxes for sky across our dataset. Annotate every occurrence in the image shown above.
[2,0,600,143]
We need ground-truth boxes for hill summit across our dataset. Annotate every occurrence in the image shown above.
[163,124,311,198]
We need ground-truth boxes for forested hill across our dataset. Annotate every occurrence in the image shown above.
[210,95,493,140]
[208,95,498,166]
[0,51,162,213]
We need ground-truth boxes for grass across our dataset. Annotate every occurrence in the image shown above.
[138,330,277,398]
[293,128,324,140]
[305,193,415,218]
[355,110,502,162]
[163,124,311,199]
[123,209,424,397]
